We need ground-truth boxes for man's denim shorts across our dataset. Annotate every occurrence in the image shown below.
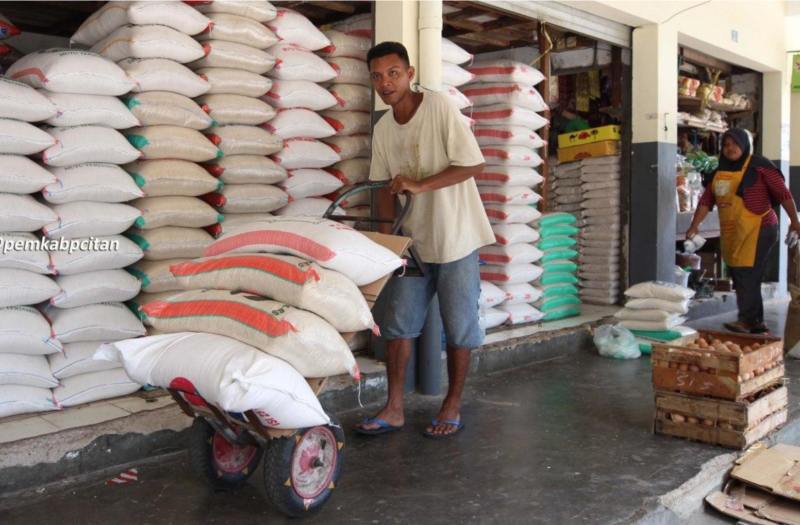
[382,250,483,350]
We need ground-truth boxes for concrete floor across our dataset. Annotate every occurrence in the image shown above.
[0,302,795,525]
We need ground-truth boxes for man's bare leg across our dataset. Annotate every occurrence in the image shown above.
[426,345,471,435]
[357,338,412,430]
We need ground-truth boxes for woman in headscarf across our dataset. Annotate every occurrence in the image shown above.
[687,128,800,334]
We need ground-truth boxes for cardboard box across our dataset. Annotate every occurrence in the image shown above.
[731,444,800,504]
[557,140,621,163]
[707,481,800,525]
[557,125,621,149]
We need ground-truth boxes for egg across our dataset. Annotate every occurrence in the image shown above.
[703,419,714,427]
[742,372,752,381]
[754,367,765,376]
[687,343,699,349]
[737,375,743,382]
[753,343,761,350]
[679,363,689,372]
[729,344,741,352]
[723,340,733,346]
[669,362,679,369]
[672,414,686,423]
[687,417,699,424]
[698,339,708,348]
[743,346,752,353]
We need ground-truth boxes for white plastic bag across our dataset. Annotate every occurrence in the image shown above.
[325,57,370,86]
[194,0,278,23]
[624,281,695,302]
[462,83,548,112]
[196,94,276,126]
[0,385,58,418]
[262,108,336,139]
[594,324,640,359]
[271,138,340,169]
[441,38,472,65]
[479,281,506,307]
[473,125,546,150]
[319,30,370,61]
[278,169,343,199]
[0,232,54,274]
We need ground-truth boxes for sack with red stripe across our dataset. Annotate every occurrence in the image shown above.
[202,216,404,286]
[188,40,276,75]
[479,186,541,206]
[496,303,544,325]
[473,125,546,150]
[202,155,287,185]
[442,84,471,110]
[327,84,371,112]
[478,244,543,266]
[483,307,510,329]
[475,166,544,188]
[479,263,543,285]
[273,197,343,218]
[271,138,340,169]
[267,8,331,51]
[481,145,543,168]
[327,158,370,185]
[127,290,182,325]
[319,30,370,61]
[468,103,549,131]
[202,184,289,214]
[204,212,274,239]
[262,108,335,139]
[491,223,540,246]
[328,13,372,39]
[483,204,541,225]
[325,185,369,209]
[205,124,283,157]
[498,283,543,306]
[170,253,376,333]
[266,43,337,82]
[321,135,370,161]
[324,56,369,86]
[278,168,343,200]
[466,59,545,86]
[141,289,358,378]
[98,332,330,429]
[462,83,548,112]
[441,62,474,87]
[0,13,21,41]
[319,110,370,137]
[479,281,506,308]
[264,79,337,111]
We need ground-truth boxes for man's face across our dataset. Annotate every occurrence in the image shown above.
[369,53,414,107]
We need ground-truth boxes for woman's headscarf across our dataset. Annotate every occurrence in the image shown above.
[713,128,785,205]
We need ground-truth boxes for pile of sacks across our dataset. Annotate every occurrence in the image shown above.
[104,217,404,429]
[615,281,694,332]
[439,38,476,129]
[0,11,21,74]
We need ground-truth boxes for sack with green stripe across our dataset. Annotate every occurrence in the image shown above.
[123,159,222,198]
[539,283,579,299]
[536,212,577,228]
[540,248,579,263]
[122,92,216,130]
[534,294,582,312]
[169,253,376,334]
[534,272,579,286]
[127,259,186,293]
[537,236,577,251]
[541,260,578,275]
[542,305,581,322]
[122,125,222,162]
[129,196,223,230]
[539,224,579,239]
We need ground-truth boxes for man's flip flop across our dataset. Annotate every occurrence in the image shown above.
[354,418,403,435]
[724,322,752,334]
[423,419,465,439]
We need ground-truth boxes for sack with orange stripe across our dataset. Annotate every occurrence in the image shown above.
[141,289,358,378]
[478,186,541,206]
[473,125,546,150]
[475,166,544,188]
[466,103,549,131]
[478,244,543,266]
[462,83,548,112]
[480,145,544,168]
[170,253,376,333]
[483,204,541,225]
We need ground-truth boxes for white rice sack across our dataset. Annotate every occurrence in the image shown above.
[266,44,337,82]
[476,166,543,188]
[50,235,144,275]
[625,281,695,301]
[0,76,58,122]
[615,308,678,322]
[203,155,287,185]
[205,184,289,214]
[127,227,213,261]
[327,158,370,185]
[122,92,214,130]
[97,332,329,429]
[580,271,620,282]
[124,125,221,162]
[582,197,621,210]
[141,290,356,378]
[43,202,142,239]
[278,169,343,200]
[325,57,369,87]
[267,8,331,51]
[582,207,621,219]
[265,79,337,111]
[198,67,272,97]
[203,216,403,286]
[263,108,336,140]
[206,125,284,156]
[581,279,620,291]
[480,263,543,285]
[479,244,543,266]
[0,118,55,155]
[326,185,368,209]
[194,0,278,22]
[327,13,372,38]
[462,83,548,112]
[479,186,541,206]
[441,37,472,65]
[491,223,540,246]
[44,125,141,166]
[321,134,370,161]
[583,180,621,192]
[124,159,221,198]
[442,84,472,110]
[625,298,690,315]
[0,306,63,356]
[498,283,543,306]
[0,385,59,418]
[272,138,340,169]
[0,154,56,194]
[48,341,121,380]
[0,354,59,388]
[205,213,274,239]
[52,368,141,407]
[197,13,279,49]
[319,30,370,61]
[130,196,222,230]
[196,94,276,126]
[469,104,549,131]
[41,91,139,129]
[7,48,136,96]
[72,1,212,46]
[273,198,342,218]
[119,58,210,97]
[327,84,371,112]
[441,62,475,87]
[51,270,141,309]
[0,233,54,274]
[496,303,545,325]
[47,301,146,343]
[92,25,208,64]
[479,281,506,308]
[585,215,621,227]
[484,204,541,225]
[483,307,510,329]
[0,193,57,232]
[44,164,145,205]
[473,125,545,150]
[188,40,276,75]
[467,59,545,85]
[127,259,183,294]
[319,110,370,136]
[172,253,375,333]
[0,269,59,307]
[618,317,686,332]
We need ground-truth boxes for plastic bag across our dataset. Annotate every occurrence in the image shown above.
[594,324,641,359]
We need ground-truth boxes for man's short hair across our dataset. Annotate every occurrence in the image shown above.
[367,42,410,71]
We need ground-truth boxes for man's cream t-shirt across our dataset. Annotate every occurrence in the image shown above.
[369,92,495,264]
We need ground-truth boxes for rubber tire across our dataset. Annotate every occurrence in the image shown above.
[264,411,345,518]
[188,417,264,490]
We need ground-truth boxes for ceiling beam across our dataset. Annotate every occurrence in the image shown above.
[308,1,356,14]
[452,32,511,47]
[444,18,486,33]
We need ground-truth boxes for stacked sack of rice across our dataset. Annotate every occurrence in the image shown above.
[463,59,551,326]
[0,11,21,75]
[615,281,694,333]
[6,48,150,409]
[440,38,476,130]
[531,212,582,321]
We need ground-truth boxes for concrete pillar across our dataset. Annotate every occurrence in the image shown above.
[629,24,679,285]
[791,88,800,204]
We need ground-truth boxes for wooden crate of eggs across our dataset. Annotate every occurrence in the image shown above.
[651,330,787,449]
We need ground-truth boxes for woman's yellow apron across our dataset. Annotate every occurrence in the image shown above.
[713,156,767,267]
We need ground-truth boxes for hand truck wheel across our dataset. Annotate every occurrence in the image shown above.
[188,417,264,490]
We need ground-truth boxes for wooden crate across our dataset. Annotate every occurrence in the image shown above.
[654,384,788,449]
[651,330,783,400]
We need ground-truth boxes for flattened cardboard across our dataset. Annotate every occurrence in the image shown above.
[706,481,800,525]
[731,444,800,503]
